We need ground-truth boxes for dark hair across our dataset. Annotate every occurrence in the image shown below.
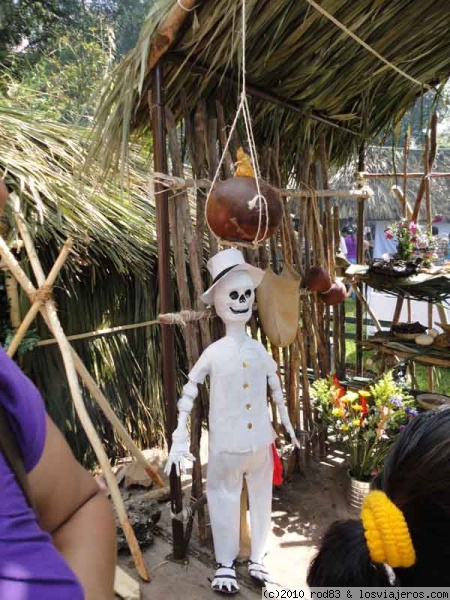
[307,520,389,586]
[342,225,356,236]
[307,408,450,587]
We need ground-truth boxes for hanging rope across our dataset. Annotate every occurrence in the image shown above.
[205,0,269,247]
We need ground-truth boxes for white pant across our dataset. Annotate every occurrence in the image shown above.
[206,445,273,565]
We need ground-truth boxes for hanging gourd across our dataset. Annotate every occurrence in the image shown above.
[206,148,282,244]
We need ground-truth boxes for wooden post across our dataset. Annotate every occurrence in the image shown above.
[152,62,185,561]
[355,144,366,376]
[166,108,207,543]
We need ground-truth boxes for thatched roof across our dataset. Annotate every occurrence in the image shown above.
[331,146,450,221]
[91,0,450,177]
[1,103,156,277]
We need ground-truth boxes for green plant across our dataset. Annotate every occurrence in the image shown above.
[384,220,437,265]
[311,372,419,481]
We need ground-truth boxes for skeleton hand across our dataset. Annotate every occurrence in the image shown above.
[164,428,196,477]
[282,422,300,449]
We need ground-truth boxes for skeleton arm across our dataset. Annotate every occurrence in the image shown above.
[268,372,300,448]
[164,379,199,476]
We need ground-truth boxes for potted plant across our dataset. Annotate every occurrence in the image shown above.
[311,372,419,508]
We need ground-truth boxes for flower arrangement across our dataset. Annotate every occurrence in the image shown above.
[384,219,437,265]
[311,372,419,481]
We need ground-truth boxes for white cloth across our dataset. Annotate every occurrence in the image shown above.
[206,446,273,565]
[187,336,277,454]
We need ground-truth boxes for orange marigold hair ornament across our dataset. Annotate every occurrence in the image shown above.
[361,490,416,568]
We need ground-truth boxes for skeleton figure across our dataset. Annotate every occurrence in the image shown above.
[165,248,299,594]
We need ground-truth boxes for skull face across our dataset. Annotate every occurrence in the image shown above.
[213,270,255,325]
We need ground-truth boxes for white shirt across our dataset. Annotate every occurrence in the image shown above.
[188,335,277,454]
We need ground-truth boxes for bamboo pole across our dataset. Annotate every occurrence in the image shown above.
[355,144,366,376]
[332,206,344,378]
[71,355,164,487]
[0,233,151,581]
[145,0,202,72]
[153,172,373,199]
[166,107,206,542]
[411,114,438,222]
[152,64,185,562]
[216,100,233,179]
[6,239,72,358]
[359,172,450,179]
[4,269,20,327]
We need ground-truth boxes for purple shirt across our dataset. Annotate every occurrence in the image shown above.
[344,234,357,261]
[0,348,84,599]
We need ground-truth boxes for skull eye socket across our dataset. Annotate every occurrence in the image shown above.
[229,291,239,300]
[245,289,252,298]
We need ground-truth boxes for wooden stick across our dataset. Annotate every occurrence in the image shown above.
[4,270,21,328]
[411,114,438,222]
[350,283,382,331]
[166,107,206,542]
[152,172,373,199]
[7,238,72,358]
[402,129,410,205]
[363,341,450,369]
[427,303,433,391]
[72,354,165,487]
[0,229,151,581]
[146,0,202,72]
[360,172,450,179]
[391,297,404,328]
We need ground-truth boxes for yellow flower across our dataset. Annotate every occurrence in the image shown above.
[341,396,350,404]
[359,390,371,398]
[352,419,361,427]
[332,408,345,418]
[351,404,363,412]
[341,424,349,431]
[346,391,359,402]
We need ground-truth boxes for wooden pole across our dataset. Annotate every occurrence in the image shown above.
[0,232,151,581]
[166,107,206,543]
[360,172,450,179]
[152,62,185,561]
[6,239,72,357]
[146,1,202,72]
[355,145,366,376]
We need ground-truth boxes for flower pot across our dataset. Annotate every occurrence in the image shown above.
[348,476,371,510]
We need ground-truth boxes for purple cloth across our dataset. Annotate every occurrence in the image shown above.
[344,234,357,261]
[0,348,84,599]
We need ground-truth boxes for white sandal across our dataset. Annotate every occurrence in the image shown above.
[248,560,273,584]
[211,563,240,595]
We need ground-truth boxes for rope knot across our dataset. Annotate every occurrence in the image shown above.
[31,284,53,304]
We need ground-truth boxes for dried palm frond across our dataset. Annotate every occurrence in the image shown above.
[1,102,186,466]
[89,0,450,178]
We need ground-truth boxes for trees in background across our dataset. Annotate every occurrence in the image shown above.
[1,0,153,123]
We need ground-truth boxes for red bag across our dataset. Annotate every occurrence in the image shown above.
[271,443,283,486]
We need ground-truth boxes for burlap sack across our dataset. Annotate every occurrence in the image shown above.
[256,263,300,347]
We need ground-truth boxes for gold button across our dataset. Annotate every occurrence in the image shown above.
[247,422,253,429]
[243,383,249,389]
[243,361,248,368]
[246,403,252,410]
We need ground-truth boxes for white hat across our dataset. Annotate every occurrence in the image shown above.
[201,248,265,305]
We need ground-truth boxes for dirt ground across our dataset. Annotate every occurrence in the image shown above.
[118,447,358,600]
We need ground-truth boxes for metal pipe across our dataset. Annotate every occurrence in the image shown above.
[151,62,185,561]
